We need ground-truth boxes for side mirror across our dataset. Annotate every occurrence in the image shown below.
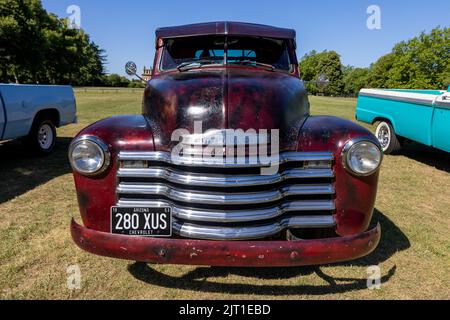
[125,61,144,81]
[125,61,138,76]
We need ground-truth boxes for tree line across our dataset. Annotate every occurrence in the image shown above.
[101,74,145,88]
[0,0,108,85]
[0,0,148,87]
[300,27,449,96]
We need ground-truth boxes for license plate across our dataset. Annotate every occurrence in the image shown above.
[111,207,172,237]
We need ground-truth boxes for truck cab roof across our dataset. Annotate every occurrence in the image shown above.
[156,21,296,40]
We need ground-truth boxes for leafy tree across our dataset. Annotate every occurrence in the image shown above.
[0,0,48,83]
[299,50,320,94]
[299,50,344,96]
[317,51,344,96]
[368,27,449,90]
[343,66,369,96]
[299,51,319,77]
[299,27,449,94]
[366,53,396,89]
[0,0,106,85]
[128,79,145,88]
[102,74,130,87]
[439,64,450,89]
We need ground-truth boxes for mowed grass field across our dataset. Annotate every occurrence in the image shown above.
[1,91,449,300]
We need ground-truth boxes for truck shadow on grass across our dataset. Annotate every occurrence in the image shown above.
[0,138,73,204]
[128,209,410,296]
[399,142,450,173]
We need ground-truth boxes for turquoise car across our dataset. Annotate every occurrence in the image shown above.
[356,87,450,154]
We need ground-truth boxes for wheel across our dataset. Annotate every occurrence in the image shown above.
[25,118,57,154]
[375,121,402,154]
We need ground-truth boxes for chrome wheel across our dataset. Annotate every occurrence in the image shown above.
[375,122,391,151]
[38,124,54,150]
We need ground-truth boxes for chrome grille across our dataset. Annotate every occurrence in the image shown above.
[116,151,336,240]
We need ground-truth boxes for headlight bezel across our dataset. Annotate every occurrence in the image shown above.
[69,136,111,176]
[341,137,383,177]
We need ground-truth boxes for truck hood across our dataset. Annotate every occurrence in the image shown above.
[143,68,309,151]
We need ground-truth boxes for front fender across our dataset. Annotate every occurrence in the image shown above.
[298,116,381,236]
[71,115,154,232]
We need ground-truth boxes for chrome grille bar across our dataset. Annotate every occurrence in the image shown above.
[117,183,335,205]
[116,151,336,240]
[119,151,334,168]
[173,216,336,240]
[118,167,334,187]
[116,199,336,223]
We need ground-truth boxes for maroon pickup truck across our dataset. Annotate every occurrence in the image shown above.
[69,22,383,267]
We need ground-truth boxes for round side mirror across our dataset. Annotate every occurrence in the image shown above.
[125,61,137,76]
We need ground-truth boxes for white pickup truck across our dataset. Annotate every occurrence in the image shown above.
[0,84,77,154]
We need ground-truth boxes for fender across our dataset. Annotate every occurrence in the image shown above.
[298,116,381,236]
[72,115,154,232]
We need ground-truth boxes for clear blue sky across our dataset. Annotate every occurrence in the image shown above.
[42,0,449,76]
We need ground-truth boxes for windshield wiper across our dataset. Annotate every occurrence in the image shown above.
[233,60,276,71]
[177,60,220,72]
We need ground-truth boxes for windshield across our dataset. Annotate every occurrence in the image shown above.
[160,36,292,71]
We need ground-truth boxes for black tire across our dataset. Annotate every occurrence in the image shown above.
[25,117,57,155]
[375,121,402,155]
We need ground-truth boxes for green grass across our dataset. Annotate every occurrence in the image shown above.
[1,91,449,300]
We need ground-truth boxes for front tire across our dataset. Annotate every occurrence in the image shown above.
[26,118,57,154]
[375,121,402,155]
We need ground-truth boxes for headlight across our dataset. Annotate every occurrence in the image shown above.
[342,138,382,176]
[69,136,110,176]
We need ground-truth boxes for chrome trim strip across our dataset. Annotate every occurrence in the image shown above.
[117,167,334,187]
[178,146,263,156]
[435,93,450,109]
[118,151,334,168]
[116,199,336,223]
[435,103,450,109]
[359,89,446,107]
[172,216,336,240]
[179,129,262,147]
[117,183,335,205]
